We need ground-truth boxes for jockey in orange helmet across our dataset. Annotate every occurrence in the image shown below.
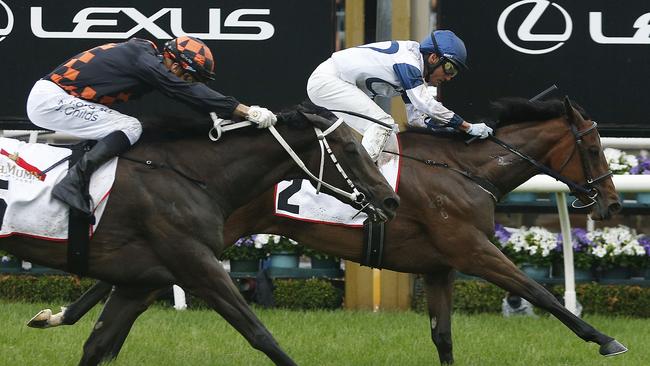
[27,36,276,215]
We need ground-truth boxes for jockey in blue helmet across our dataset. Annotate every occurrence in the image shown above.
[307,29,492,161]
[419,30,468,84]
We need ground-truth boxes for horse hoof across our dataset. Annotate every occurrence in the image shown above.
[27,309,52,328]
[599,339,628,357]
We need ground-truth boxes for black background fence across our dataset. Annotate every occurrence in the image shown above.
[0,0,335,125]
[439,0,650,136]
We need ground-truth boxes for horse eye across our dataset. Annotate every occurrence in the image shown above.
[588,146,600,157]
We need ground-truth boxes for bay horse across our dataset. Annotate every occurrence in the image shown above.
[28,98,626,364]
[0,106,399,366]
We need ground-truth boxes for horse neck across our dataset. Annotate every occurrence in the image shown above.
[160,125,315,216]
[479,118,573,194]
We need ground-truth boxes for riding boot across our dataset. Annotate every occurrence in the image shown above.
[52,131,131,215]
[361,124,392,161]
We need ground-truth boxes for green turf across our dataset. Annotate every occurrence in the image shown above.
[0,301,647,365]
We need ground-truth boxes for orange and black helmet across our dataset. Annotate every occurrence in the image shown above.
[163,36,215,82]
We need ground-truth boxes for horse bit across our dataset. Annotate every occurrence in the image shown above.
[208,113,375,215]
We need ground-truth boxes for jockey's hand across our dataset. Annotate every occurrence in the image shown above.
[466,122,493,139]
[247,106,277,128]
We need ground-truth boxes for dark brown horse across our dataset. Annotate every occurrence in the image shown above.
[28,98,626,364]
[0,106,399,366]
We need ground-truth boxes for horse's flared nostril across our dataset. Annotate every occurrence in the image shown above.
[383,196,400,213]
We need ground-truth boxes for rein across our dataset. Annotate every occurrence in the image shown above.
[208,113,367,205]
[382,150,501,201]
[329,107,612,207]
[266,120,366,204]
[481,121,611,207]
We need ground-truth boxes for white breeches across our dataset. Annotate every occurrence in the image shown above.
[26,80,142,145]
[306,58,396,134]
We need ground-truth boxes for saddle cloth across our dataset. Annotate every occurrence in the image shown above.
[273,134,400,227]
[0,137,117,241]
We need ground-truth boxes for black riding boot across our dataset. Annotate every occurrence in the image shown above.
[52,131,131,215]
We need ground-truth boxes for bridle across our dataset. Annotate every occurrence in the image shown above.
[553,120,613,208]
[208,113,380,217]
[474,119,612,208]
[327,108,613,209]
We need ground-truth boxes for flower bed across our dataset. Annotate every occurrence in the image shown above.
[493,224,649,279]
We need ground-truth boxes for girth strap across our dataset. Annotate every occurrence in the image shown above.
[361,218,385,268]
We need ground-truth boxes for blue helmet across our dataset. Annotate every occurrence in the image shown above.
[420,30,468,70]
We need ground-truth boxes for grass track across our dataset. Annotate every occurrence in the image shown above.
[0,301,648,365]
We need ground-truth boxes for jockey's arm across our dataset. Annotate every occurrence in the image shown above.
[138,55,276,127]
[393,63,464,129]
[395,65,492,139]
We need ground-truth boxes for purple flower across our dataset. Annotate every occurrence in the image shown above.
[631,156,650,175]
[234,235,257,248]
[494,223,512,243]
[639,236,650,256]
[556,228,593,253]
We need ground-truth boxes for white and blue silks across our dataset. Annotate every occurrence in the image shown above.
[307,40,464,134]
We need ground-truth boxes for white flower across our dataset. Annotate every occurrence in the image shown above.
[587,225,647,262]
[604,148,638,174]
[505,226,557,257]
[254,234,272,247]
[592,246,607,258]
[604,148,622,162]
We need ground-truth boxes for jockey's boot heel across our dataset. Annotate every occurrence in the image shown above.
[52,131,131,215]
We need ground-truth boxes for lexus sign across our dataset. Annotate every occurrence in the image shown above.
[0,0,13,42]
[0,0,336,125]
[439,0,650,136]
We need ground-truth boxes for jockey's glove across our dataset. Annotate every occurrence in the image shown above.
[247,106,277,128]
[466,122,493,139]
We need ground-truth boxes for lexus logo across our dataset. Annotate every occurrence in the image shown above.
[0,0,13,42]
[497,0,572,55]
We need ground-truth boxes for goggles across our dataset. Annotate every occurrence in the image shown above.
[441,59,459,77]
[429,30,461,78]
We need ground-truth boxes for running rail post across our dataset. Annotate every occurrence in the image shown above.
[555,192,578,315]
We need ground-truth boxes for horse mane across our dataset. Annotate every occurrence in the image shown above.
[492,97,590,128]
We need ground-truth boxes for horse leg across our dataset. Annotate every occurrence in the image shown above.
[78,286,161,366]
[28,281,113,329]
[423,270,455,365]
[168,248,296,366]
[465,240,627,356]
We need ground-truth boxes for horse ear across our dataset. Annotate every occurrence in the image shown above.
[563,96,577,125]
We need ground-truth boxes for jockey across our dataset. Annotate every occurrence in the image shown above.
[307,29,493,161]
[26,36,276,215]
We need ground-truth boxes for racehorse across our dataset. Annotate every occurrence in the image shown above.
[28,97,626,365]
[0,106,399,366]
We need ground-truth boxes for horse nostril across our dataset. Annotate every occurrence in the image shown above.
[383,197,400,212]
[608,202,622,215]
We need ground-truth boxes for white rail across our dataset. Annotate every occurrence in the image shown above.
[514,175,650,193]
[511,174,650,315]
